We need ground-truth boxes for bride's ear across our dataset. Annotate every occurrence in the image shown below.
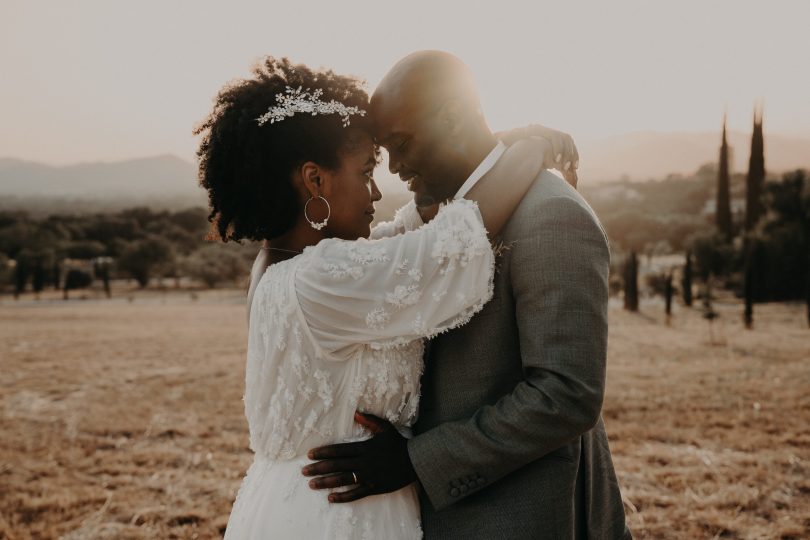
[299,161,329,198]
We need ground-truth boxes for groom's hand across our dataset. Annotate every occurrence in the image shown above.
[302,411,418,503]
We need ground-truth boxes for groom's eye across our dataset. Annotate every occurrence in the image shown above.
[397,138,409,151]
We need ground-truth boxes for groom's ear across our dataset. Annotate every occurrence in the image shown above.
[437,98,465,139]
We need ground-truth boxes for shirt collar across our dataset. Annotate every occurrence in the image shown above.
[453,140,507,200]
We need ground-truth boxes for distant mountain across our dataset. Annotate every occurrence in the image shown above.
[0,155,205,203]
[1,130,808,212]
[576,131,810,182]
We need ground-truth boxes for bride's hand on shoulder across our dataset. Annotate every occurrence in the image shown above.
[496,124,579,187]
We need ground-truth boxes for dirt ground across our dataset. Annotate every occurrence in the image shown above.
[1,289,808,539]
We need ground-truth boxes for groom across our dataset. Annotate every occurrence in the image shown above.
[304,51,631,539]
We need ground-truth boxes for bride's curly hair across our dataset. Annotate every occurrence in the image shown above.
[194,56,374,242]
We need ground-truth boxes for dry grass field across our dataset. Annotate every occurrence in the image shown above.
[1,289,808,539]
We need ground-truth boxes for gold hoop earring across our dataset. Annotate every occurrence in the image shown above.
[304,196,331,230]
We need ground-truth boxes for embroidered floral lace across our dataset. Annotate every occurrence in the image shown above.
[224,199,494,539]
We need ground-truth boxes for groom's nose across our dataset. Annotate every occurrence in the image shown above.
[388,155,400,176]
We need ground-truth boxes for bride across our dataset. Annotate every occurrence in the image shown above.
[194,56,576,539]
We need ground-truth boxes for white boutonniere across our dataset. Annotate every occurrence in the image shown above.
[491,239,515,274]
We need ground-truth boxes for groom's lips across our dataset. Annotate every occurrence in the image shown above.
[402,175,420,192]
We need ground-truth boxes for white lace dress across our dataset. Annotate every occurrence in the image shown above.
[224,199,495,539]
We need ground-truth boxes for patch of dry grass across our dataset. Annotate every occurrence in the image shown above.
[607,299,810,539]
[1,291,808,538]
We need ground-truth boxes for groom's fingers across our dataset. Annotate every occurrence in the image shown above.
[302,457,357,477]
[328,486,372,504]
[306,440,364,461]
[308,472,357,490]
[353,411,387,434]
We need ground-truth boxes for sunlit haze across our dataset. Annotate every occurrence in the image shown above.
[2,0,808,167]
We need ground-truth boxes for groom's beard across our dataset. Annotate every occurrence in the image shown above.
[413,171,465,208]
[414,192,437,207]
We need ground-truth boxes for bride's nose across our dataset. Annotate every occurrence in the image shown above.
[370,179,382,202]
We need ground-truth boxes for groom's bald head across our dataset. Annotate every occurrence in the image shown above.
[371,51,495,207]
[371,50,483,122]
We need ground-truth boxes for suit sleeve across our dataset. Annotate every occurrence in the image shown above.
[407,196,611,510]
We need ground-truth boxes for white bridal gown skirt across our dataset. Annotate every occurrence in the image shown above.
[224,455,423,540]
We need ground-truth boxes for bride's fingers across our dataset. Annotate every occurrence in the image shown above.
[328,486,372,504]
[558,134,574,171]
[308,472,357,490]
[563,169,579,189]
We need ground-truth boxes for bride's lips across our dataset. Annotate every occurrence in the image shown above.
[364,208,375,221]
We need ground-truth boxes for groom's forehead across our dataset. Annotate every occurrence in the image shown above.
[371,92,426,138]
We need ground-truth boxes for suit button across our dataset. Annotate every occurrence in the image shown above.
[450,487,460,497]
[477,478,486,487]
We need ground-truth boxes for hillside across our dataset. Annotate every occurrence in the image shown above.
[577,130,810,182]
[0,129,807,215]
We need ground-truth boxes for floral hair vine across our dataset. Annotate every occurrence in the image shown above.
[256,86,367,127]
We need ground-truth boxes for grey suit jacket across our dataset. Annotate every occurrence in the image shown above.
[408,171,631,539]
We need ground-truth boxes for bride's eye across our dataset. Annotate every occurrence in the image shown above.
[364,170,374,182]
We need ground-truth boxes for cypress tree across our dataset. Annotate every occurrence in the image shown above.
[703,277,720,344]
[52,260,61,290]
[623,251,639,312]
[743,243,755,329]
[32,258,45,298]
[806,272,810,328]
[664,271,674,324]
[13,259,28,299]
[682,251,693,306]
[716,113,733,240]
[745,104,766,231]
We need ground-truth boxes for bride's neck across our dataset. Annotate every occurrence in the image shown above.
[266,220,325,255]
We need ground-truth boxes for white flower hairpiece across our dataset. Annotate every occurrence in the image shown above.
[256,86,367,127]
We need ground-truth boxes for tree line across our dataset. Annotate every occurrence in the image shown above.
[610,106,810,328]
[0,207,256,298]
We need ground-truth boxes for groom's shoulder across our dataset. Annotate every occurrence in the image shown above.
[509,170,607,241]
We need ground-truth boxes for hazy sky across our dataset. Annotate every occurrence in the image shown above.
[2,0,809,165]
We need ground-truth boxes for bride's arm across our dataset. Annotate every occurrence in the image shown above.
[417,127,577,225]
[295,198,494,359]
[464,137,547,237]
[497,124,579,187]
[369,199,424,239]
[246,246,271,325]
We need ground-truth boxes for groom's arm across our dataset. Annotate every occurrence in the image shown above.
[408,194,610,510]
[301,189,609,505]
